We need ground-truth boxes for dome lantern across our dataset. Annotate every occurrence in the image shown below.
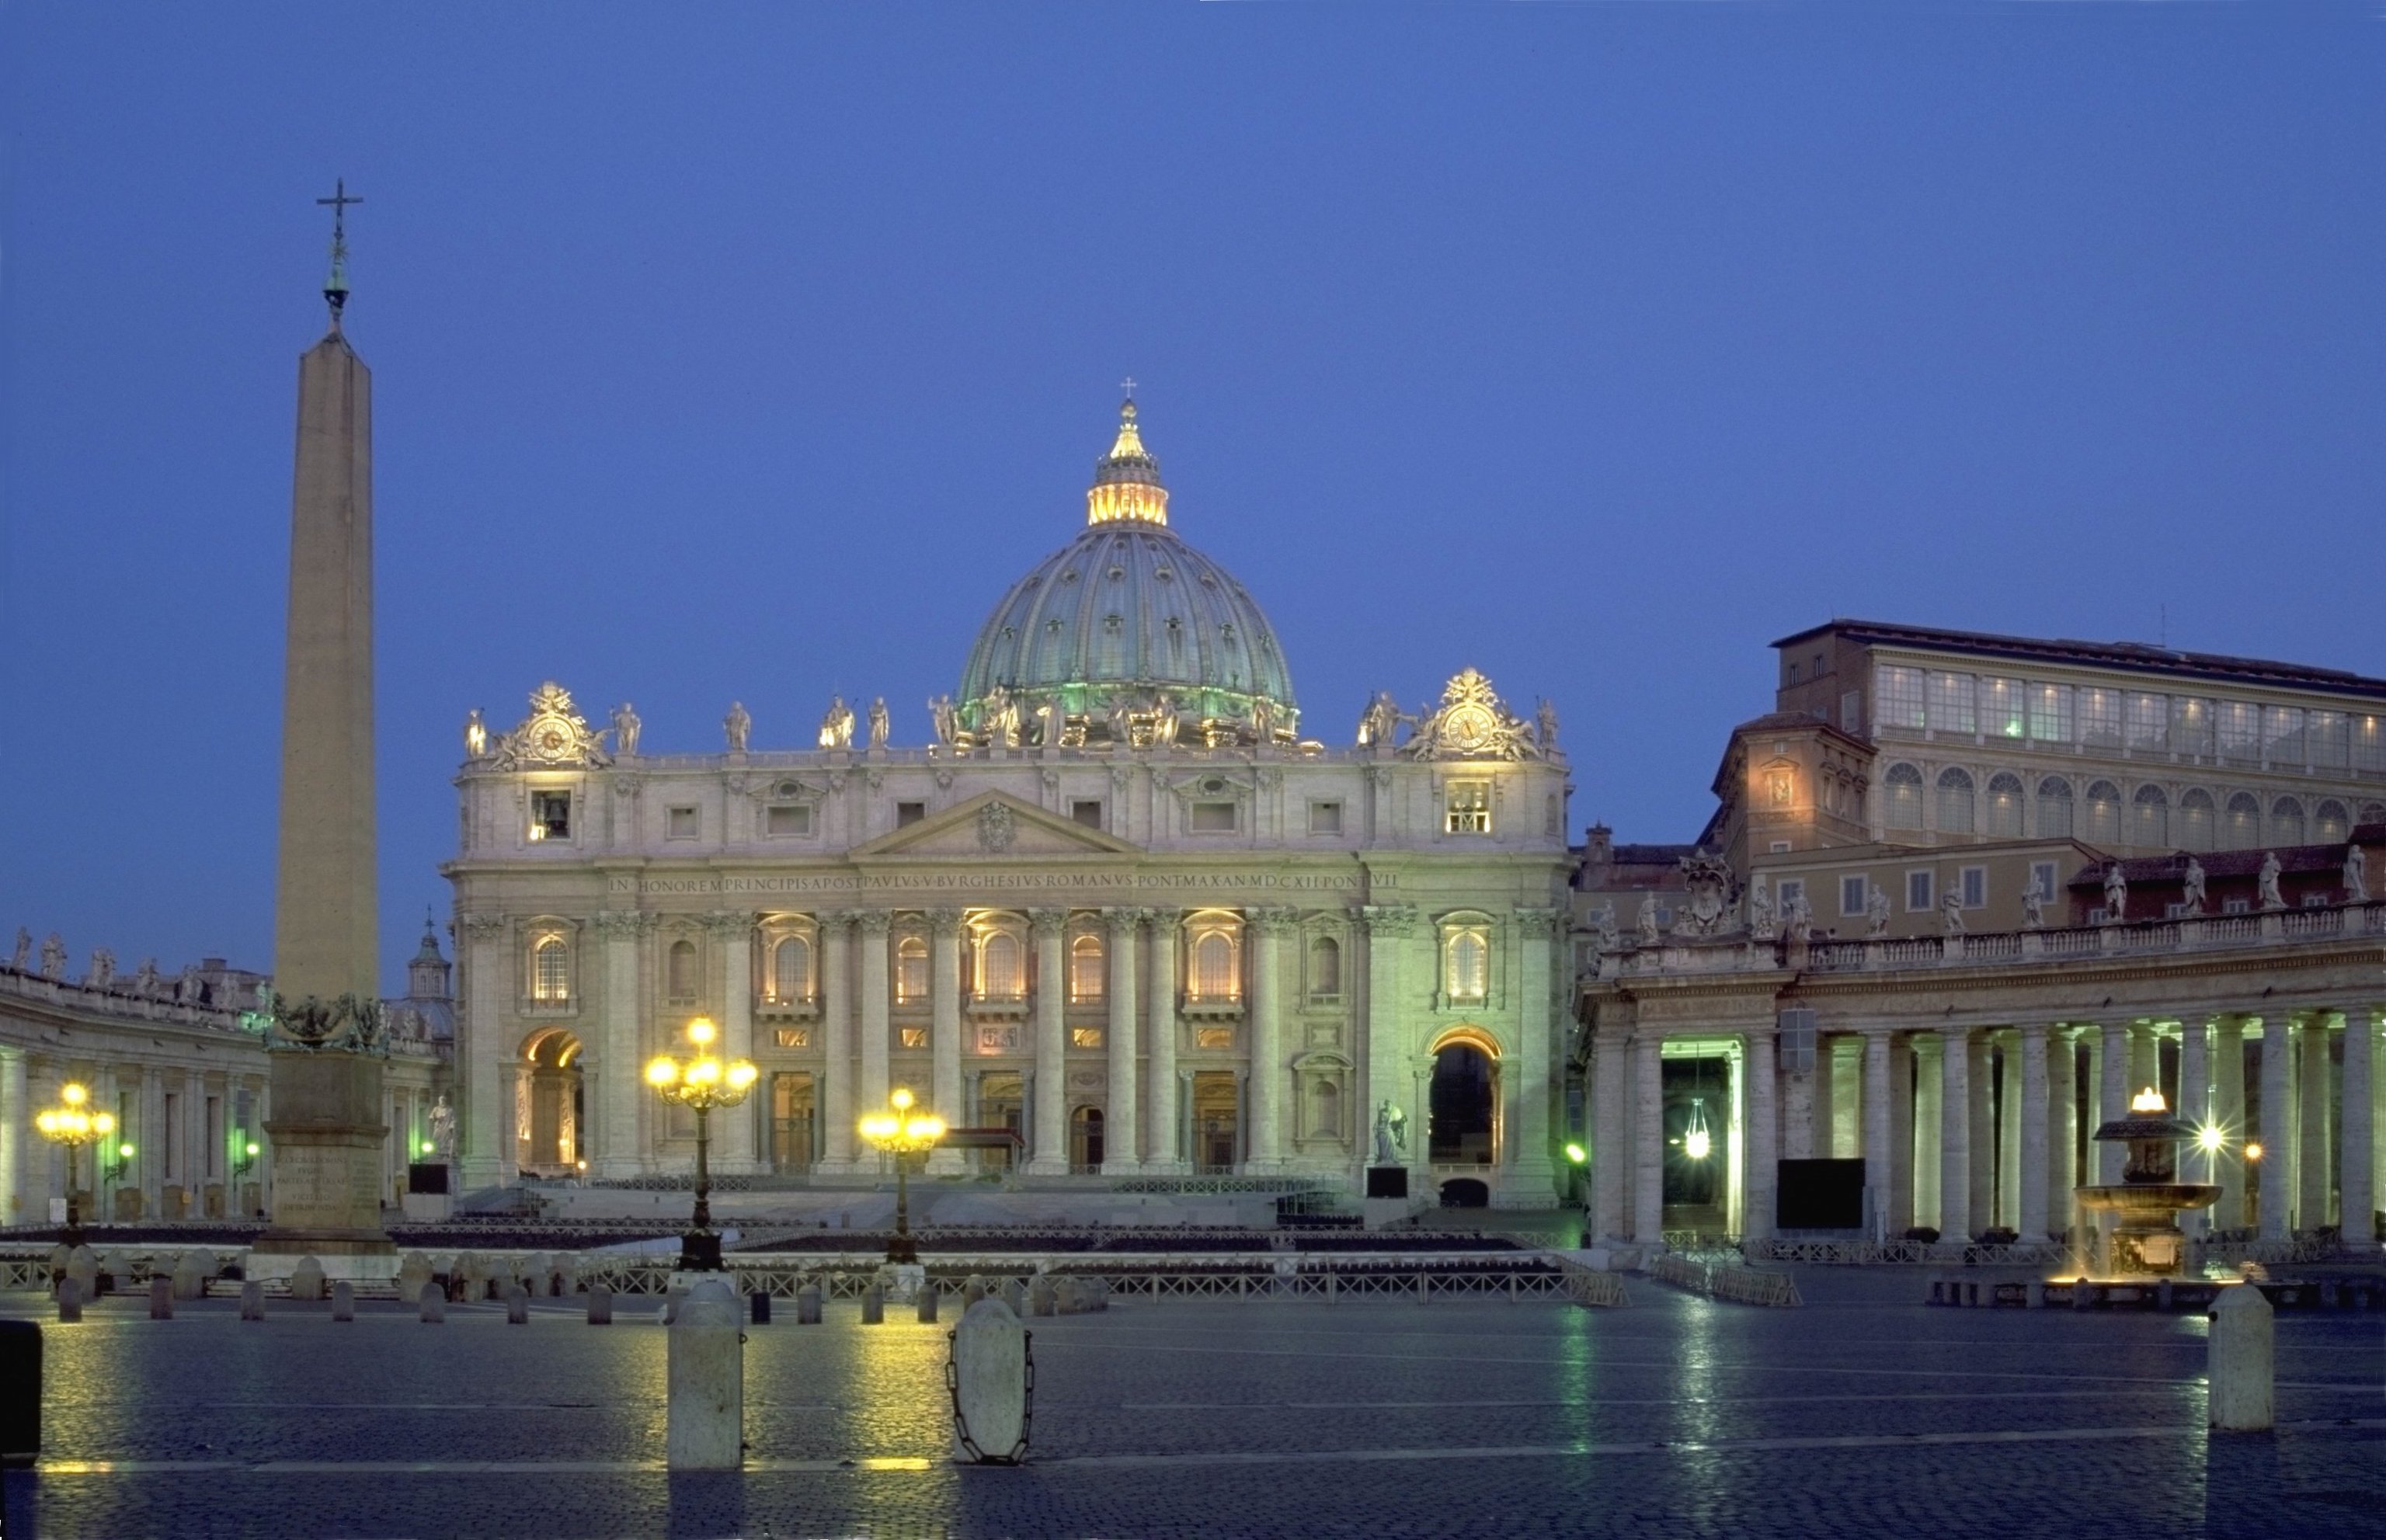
[1085,391,1170,527]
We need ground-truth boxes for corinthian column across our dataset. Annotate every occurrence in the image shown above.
[2179,1015,2209,1236]
[1741,1022,1777,1243]
[2299,1013,2332,1230]
[1591,1027,1627,1241]
[2213,1017,2247,1230]
[1509,907,1560,1200]
[2257,1015,2291,1239]
[928,909,965,1175]
[1939,1028,1970,1243]
[2344,1007,2377,1248]
[817,912,854,1173]
[2047,1027,2077,1250]
[1146,912,1180,1173]
[593,911,648,1179]
[1361,904,1416,1177]
[1027,909,1067,1176]
[459,915,510,1189]
[2017,1024,2050,1244]
[2098,1024,2130,1184]
[1247,908,1296,1172]
[1632,1029,1664,1244]
[857,913,892,1134]
[1102,909,1142,1173]
[710,912,758,1173]
[1862,1029,1891,1239]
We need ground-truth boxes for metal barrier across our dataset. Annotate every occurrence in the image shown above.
[1647,1253,1801,1307]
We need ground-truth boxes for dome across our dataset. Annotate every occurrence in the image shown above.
[955,398,1298,747]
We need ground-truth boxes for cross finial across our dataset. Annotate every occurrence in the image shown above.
[1120,376,1136,401]
[315,177,362,327]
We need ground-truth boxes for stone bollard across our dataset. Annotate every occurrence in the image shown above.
[454,1252,486,1302]
[795,1282,823,1325]
[2209,1284,2275,1432]
[587,1285,614,1325]
[397,1252,433,1302]
[332,1281,355,1322]
[964,1275,989,1308]
[55,1278,82,1323]
[948,1297,1029,1465]
[148,1278,173,1319]
[171,1252,205,1302]
[2026,1278,2047,1309]
[1000,1278,1026,1316]
[64,1248,97,1303]
[918,1286,940,1324]
[1029,1276,1056,1317]
[289,1257,327,1302]
[506,1284,530,1324]
[666,1279,744,1470]
[555,1257,581,1297]
[861,1284,885,1324]
[239,1281,266,1322]
[419,1281,447,1323]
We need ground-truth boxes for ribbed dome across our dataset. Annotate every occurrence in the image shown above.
[956,399,1298,745]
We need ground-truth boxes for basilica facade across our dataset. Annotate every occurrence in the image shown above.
[444,402,1576,1206]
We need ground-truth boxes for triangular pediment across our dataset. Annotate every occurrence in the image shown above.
[850,791,1141,860]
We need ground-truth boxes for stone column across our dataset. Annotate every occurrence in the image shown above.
[1361,905,1417,1174]
[1833,1039,1862,1158]
[460,916,509,1189]
[1026,910,1067,1176]
[818,913,854,1173]
[1743,1024,1777,1243]
[1102,908,1141,1174]
[594,912,647,1179]
[1938,1030,1970,1243]
[1967,1034,1994,1235]
[1591,1028,1629,1242]
[1862,1031,1892,1239]
[708,913,758,1173]
[1632,1030,1664,1245]
[2129,1020,2159,1107]
[2298,1013,2332,1229]
[1508,907,1560,1199]
[1887,1033,1915,1234]
[0,1048,23,1225]
[2047,1027,2078,1250]
[2017,1024,2050,1244]
[1810,1036,1837,1158]
[1912,1035,1943,1232]
[1247,909,1295,1173]
[1145,913,1180,1173]
[2213,1017,2248,1231]
[2179,1017,2210,1235]
[929,910,965,1175]
[857,913,892,1133]
[1997,1034,2023,1229]
[2343,1006,2377,1247]
[2098,1024,2130,1184]
[2257,1016,2291,1239]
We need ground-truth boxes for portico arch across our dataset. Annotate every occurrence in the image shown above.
[517,1027,585,1177]
[1428,1026,1501,1169]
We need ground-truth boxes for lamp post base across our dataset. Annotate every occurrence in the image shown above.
[883,1232,920,1265]
[678,1230,724,1272]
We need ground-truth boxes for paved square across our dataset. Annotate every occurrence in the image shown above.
[4,1272,2382,1538]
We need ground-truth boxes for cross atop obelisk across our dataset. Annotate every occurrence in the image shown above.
[316,177,361,329]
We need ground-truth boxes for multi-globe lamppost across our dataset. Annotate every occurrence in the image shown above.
[645,1016,757,1272]
[857,1087,944,1264]
[34,1081,115,1251]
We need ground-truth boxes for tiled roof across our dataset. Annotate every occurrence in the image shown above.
[1773,619,2386,702]
[2066,843,2355,888]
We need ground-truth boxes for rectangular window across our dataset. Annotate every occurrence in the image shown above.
[1960,867,1986,909]
[1445,780,1491,835]
[1195,1027,1236,1052]
[1905,870,1934,913]
[1927,672,1977,734]
[1980,677,2026,739]
[774,1027,811,1049]
[2263,704,2305,765]
[2309,711,2349,770]
[1307,801,1344,836]
[2356,715,2386,774]
[529,791,572,841]
[896,801,927,827]
[1070,800,1104,829]
[2170,697,2213,756]
[2030,861,2058,906]
[1070,1027,1104,1050]
[1876,666,1926,729]
[2079,689,2122,748]
[2124,693,2168,750]
[1189,801,1238,833]
[2029,683,2074,743]
[666,806,700,840]
[2223,897,2250,915]
[1776,878,1804,913]
[765,804,812,836]
[2217,700,2261,763]
[1841,874,1869,916]
[1840,690,1863,735]
[1769,840,1791,853]
[898,1027,928,1050]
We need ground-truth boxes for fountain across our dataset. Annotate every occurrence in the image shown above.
[2075,1088,2220,1278]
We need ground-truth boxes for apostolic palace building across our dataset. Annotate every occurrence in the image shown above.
[3,389,2381,1253]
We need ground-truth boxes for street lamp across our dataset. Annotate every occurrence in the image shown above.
[34,1082,115,1250]
[645,1016,758,1272]
[232,1138,261,1180]
[857,1087,945,1264]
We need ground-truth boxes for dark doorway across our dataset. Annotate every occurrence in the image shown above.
[1439,1177,1490,1208]
[1070,1105,1104,1173]
[1428,1042,1497,1165]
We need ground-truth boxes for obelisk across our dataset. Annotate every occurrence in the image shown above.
[252,181,395,1278]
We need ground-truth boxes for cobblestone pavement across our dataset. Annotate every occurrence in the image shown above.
[2,1269,2381,1538]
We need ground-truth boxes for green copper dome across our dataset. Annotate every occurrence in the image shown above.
[956,399,1298,746]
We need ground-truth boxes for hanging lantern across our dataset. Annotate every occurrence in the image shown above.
[1685,1096,1712,1161]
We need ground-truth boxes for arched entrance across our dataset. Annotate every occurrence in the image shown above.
[519,1028,584,1177]
[1428,1027,1500,1169]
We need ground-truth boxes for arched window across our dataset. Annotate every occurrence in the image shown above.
[2361,800,2386,828]
[1984,773,2024,838]
[2036,777,2075,840]
[2130,784,2169,848]
[977,931,1025,1001]
[1445,926,1490,1004]
[532,936,571,1003]
[1069,933,1104,1003]
[2315,799,2349,843]
[895,936,929,1004]
[771,935,812,1004]
[1936,767,1975,835]
[2224,793,2261,848]
[1309,935,1342,998]
[666,938,698,1001]
[2271,797,2305,846]
[1188,929,1239,1002]
[1884,763,1924,830]
[2180,790,2216,852]
[2083,780,2123,846]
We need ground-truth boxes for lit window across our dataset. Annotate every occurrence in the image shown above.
[976,930,1025,1001]
[1190,801,1238,833]
[1445,780,1491,835]
[2311,713,2349,770]
[2356,718,2386,774]
[2083,780,2122,846]
[899,1027,927,1049]
[771,936,812,1003]
[2029,683,2074,743]
[1308,801,1344,836]
[1927,673,1976,734]
[1980,678,2026,739]
[2263,707,2306,766]
[1876,666,1926,729]
[1069,934,1104,1003]
[766,804,812,836]
[2125,694,2169,750]
[1884,763,1924,829]
[774,1027,810,1049]
[1936,768,1974,834]
[666,806,699,840]
[1985,773,2024,838]
[2079,689,2122,748]
[1309,935,1341,997]
[1070,1027,1104,1050]
[666,939,698,1001]
[1906,870,1933,912]
[530,791,572,841]
[1960,867,1985,909]
[1444,926,1489,1003]
[2217,701,2262,763]
[2224,792,2260,848]
[1188,929,1239,1001]
[2170,697,2214,756]
[2179,790,2216,851]
[531,936,570,1002]
[2315,799,2349,843]
[1840,875,1868,916]
[896,937,929,1004]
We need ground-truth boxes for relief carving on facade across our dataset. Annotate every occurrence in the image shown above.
[492,682,611,770]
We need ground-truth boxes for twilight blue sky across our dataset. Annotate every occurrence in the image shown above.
[4,5,2383,990]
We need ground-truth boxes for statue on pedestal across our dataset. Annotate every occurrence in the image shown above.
[1635,894,1661,945]
[427,1093,457,1159]
[2345,845,2368,905]
[1372,1100,1408,1167]
[2103,864,2128,924]
[2257,851,2285,911]
[868,697,890,751]
[818,696,856,749]
[1940,890,1965,936]
[610,702,642,756]
[464,708,488,760]
[9,928,28,972]
[724,701,752,753]
[2182,857,2208,914]
[2021,878,2046,931]
[927,694,958,748]
[40,933,66,980]
[1866,884,1891,937]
